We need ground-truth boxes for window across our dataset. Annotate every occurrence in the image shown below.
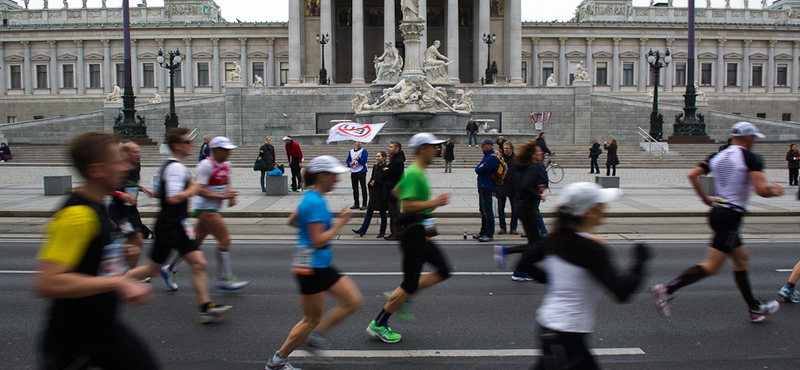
[700,63,712,86]
[596,62,608,86]
[142,63,154,87]
[34,115,44,120]
[752,64,763,87]
[521,61,527,84]
[622,62,634,86]
[116,63,125,87]
[171,64,182,87]
[197,62,209,87]
[542,62,554,85]
[225,62,236,83]
[36,65,48,89]
[253,62,264,83]
[756,113,767,118]
[89,64,101,88]
[280,62,289,86]
[782,113,792,121]
[10,65,22,89]
[777,64,788,87]
[62,64,74,88]
[726,63,737,87]
[7,116,16,123]
[675,62,686,86]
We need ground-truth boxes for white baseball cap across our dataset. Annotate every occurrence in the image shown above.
[306,155,349,174]
[282,136,292,140]
[209,136,237,150]
[729,122,766,138]
[408,133,446,148]
[558,182,622,217]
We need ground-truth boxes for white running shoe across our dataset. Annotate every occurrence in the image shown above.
[749,300,779,323]
[216,276,250,290]
[652,284,673,318]
[159,265,178,291]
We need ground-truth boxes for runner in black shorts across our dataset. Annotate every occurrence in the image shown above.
[652,122,784,323]
[34,132,158,370]
[129,127,232,324]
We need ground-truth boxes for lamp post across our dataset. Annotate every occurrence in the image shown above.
[674,0,707,137]
[113,0,147,138]
[316,33,329,85]
[157,48,182,130]
[482,33,497,85]
[647,48,671,141]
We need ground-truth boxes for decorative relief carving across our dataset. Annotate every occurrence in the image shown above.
[88,10,101,18]
[108,9,121,18]
[29,12,42,19]
[130,9,142,17]
[675,10,687,17]
[696,10,706,17]
[171,4,203,16]
[147,9,161,17]
[731,11,743,18]
[655,9,667,16]
[636,9,648,16]
[713,10,725,17]
[68,10,81,18]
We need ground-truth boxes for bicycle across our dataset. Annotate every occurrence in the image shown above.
[545,157,564,184]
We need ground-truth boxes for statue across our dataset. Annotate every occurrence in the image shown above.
[422,40,453,83]
[229,62,242,82]
[668,0,673,7]
[401,0,420,20]
[352,89,377,114]
[63,0,68,9]
[374,41,404,83]
[649,0,654,6]
[725,0,730,9]
[573,61,590,82]
[546,75,557,86]
[744,0,749,8]
[450,89,475,113]
[142,0,147,6]
[150,92,162,103]
[419,78,456,111]
[24,0,29,9]
[694,82,707,101]
[252,74,264,87]
[762,0,767,8]
[105,85,122,103]
[82,0,87,8]
[101,0,107,9]
[376,77,419,110]
[707,0,712,9]
[647,91,654,102]
[43,0,48,9]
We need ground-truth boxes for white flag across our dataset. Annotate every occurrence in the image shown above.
[326,122,386,144]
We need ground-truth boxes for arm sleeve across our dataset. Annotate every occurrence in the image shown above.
[194,160,212,185]
[579,242,644,303]
[346,152,352,165]
[37,206,100,266]
[698,153,716,173]
[297,144,303,162]
[743,150,764,172]
[475,156,498,175]
[164,163,188,198]
[359,150,368,165]
[519,167,541,201]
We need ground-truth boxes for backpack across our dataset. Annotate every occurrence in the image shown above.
[492,154,508,185]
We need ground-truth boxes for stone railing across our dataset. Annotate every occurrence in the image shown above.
[3,0,222,26]
[575,2,800,25]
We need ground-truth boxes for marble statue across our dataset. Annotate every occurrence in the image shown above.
[546,75,557,86]
[377,77,419,110]
[725,0,730,9]
[573,61,590,82]
[419,78,456,111]
[24,0,29,9]
[668,0,673,7]
[762,0,767,8]
[82,0,87,9]
[230,62,242,82]
[150,92,162,103]
[694,82,707,101]
[63,0,68,9]
[374,41,404,83]
[423,40,453,83]
[706,0,712,9]
[352,89,378,114]
[650,0,654,6]
[744,0,749,8]
[252,74,264,87]
[106,85,122,103]
[401,0,419,20]
[101,0,107,9]
[43,0,48,9]
[450,89,475,113]
[647,91,654,102]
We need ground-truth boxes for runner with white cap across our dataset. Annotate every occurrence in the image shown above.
[653,121,783,323]
[265,155,361,370]
[515,182,651,370]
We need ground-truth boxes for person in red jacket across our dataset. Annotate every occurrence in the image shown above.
[284,136,304,192]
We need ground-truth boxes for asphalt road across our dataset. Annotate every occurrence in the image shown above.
[3,224,800,370]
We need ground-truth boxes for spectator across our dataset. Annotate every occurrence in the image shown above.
[383,141,405,240]
[496,135,507,149]
[347,141,369,210]
[259,136,276,193]
[443,138,455,173]
[514,140,545,246]
[496,141,518,235]
[536,132,553,156]
[604,139,619,176]
[198,135,211,162]
[0,142,10,162]
[787,143,799,186]
[284,136,304,192]
[474,138,499,242]
[352,151,389,237]
[535,147,550,237]
[466,118,478,147]
[589,139,602,174]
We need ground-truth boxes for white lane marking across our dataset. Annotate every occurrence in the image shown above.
[291,348,645,358]
[776,269,793,272]
[345,272,511,276]
[0,270,37,274]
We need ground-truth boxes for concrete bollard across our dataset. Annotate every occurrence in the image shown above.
[265,175,288,195]
[44,176,72,196]
[595,176,620,188]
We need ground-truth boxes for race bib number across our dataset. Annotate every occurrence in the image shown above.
[124,186,139,206]
[291,246,314,275]
[181,219,196,240]
[99,238,128,277]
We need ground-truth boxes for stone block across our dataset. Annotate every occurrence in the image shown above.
[595,176,620,188]
[44,175,72,196]
[265,175,288,195]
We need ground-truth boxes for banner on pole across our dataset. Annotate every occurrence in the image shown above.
[531,112,553,131]
[326,122,386,143]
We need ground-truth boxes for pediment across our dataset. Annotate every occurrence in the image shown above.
[565,51,586,58]
[697,52,717,59]
[775,53,794,61]
[193,51,213,59]
[671,51,688,59]
[521,50,531,58]
[220,51,241,58]
[592,51,612,58]
[619,51,639,58]
[4,54,24,62]
[538,51,559,58]
[248,51,270,58]
[275,51,290,58]
[138,52,159,59]
[749,53,768,60]
[111,53,125,60]
[31,54,51,61]
[57,53,77,61]
[724,52,742,59]
[84,53,104,60]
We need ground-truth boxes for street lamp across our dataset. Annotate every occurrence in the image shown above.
[316,33,330,85]
[157,48,182,130]
[482,33,497,85]
[646,48,671,141]
[674,0,707,138]
[113,0,147,139]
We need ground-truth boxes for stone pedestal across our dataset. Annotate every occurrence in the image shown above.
[399,19,426,78]
[44,176,72,196]
[595,176,620,188]
[265,175,288,195]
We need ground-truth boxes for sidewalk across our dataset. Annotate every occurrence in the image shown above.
[0,166,798,217]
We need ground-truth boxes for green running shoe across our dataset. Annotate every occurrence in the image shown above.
[383,291,416,322]
[366,320,402,343]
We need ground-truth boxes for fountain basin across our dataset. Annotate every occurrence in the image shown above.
[394,111,436,121]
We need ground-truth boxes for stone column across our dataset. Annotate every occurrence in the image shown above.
[212,38,221,92]
[475,0,489,82]
[792,40,799,93]
[558,37,567,86]
[716,39,725,92]
[352,0,365,84]
[102,39,112,93]
[612,38,620,91]
[665,38,674,92]
[383,0,395,46]
[22,41,32,95]
[0,42,6,95]
[48,40,59,94]
[75,40,85,94]
[638,37,648,92]
[131,39,139,94]
[531,37,539,86]
[267,37,276,87]
[742,39,751,93]
[419,0,427,55]
[183,38,193,92]
[239,37,249,86]
[322,0,334,80]
[767,39,776,93]
[585,37,594,85]
[288,0,302,85]
[447,0,460,83]
[156,39,166,93]
[506,0,523,85]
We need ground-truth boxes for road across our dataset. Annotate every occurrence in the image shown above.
[2,217,800,370]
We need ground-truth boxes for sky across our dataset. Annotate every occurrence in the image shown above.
[19,1,763,23]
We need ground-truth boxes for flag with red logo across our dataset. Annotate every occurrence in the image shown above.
[531,112,552,131]
[326,122,386,144]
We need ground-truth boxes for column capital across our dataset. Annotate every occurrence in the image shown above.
[211,38,220,46]
[266,37,275,45]
[717,39,727,46]
[239,37,248,46]
[613,38,622,45]
[666,38,675,46]
[586,37,595,45]
[183,38,192,46]
[769,39,778,47]
[744,39,753,46]
[531,37,540,45]
[21,40,30,49]
[74,39,83,47]
[131,39,137,46]
[47,40,57,48]
[101,39,110,47]
[639,37,648,46]
[794,40,800,48]
[155,38,164,47]
[559,37,568,45]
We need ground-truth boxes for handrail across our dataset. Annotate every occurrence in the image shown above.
[636,127,667,157]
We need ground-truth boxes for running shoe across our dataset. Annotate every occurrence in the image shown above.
[266,358,300,370]
[493,245,507,269]
[778,285,800,303]
[199,303,233,324]
[478,236,494,242]
[216,276,250,290]
[303,331,329,358]
[652,284,673,318]
[159,265,178,291]
[749,300,780,323]
[366,320,402,343]
[141,276,152,283]
[383,291,416,322]
[511,271,532,281]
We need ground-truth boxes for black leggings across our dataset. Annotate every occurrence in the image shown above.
[41,321,159,370]
[399,224,450,294]
[533,326,598,370]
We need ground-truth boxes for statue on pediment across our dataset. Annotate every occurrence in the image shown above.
[106,85,122,103]
[546,75,557,86]
[401,0,419,20]
[374,41,404,84]
[423,40,453,83]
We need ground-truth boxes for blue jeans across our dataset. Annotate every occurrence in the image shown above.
[590,157,599,173]
[497,195,517,231]
[468,133,478,145]
[478,188,495,238]
[260,171,267,191]
[356,209,387,235]
[536,203,548,235]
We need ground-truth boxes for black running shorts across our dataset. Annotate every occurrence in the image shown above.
[295,267,342,295]
[41,321,159,370]
[151,223,200,264]
[708,206,743,254]
[399,224,451,294]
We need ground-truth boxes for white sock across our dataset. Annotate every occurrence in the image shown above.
[217,249,233,278]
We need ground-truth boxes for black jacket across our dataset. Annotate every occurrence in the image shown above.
[513,162,541,208]
[444,142,455,161]
[495,153,515,198]
[383,150,405,200]
[605,143,619,166]
[259,143,275,170]
[536,137,552,155]
[466,121,478,133]
[589,143,602,158]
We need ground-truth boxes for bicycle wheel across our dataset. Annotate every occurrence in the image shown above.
[548,164,565,184]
